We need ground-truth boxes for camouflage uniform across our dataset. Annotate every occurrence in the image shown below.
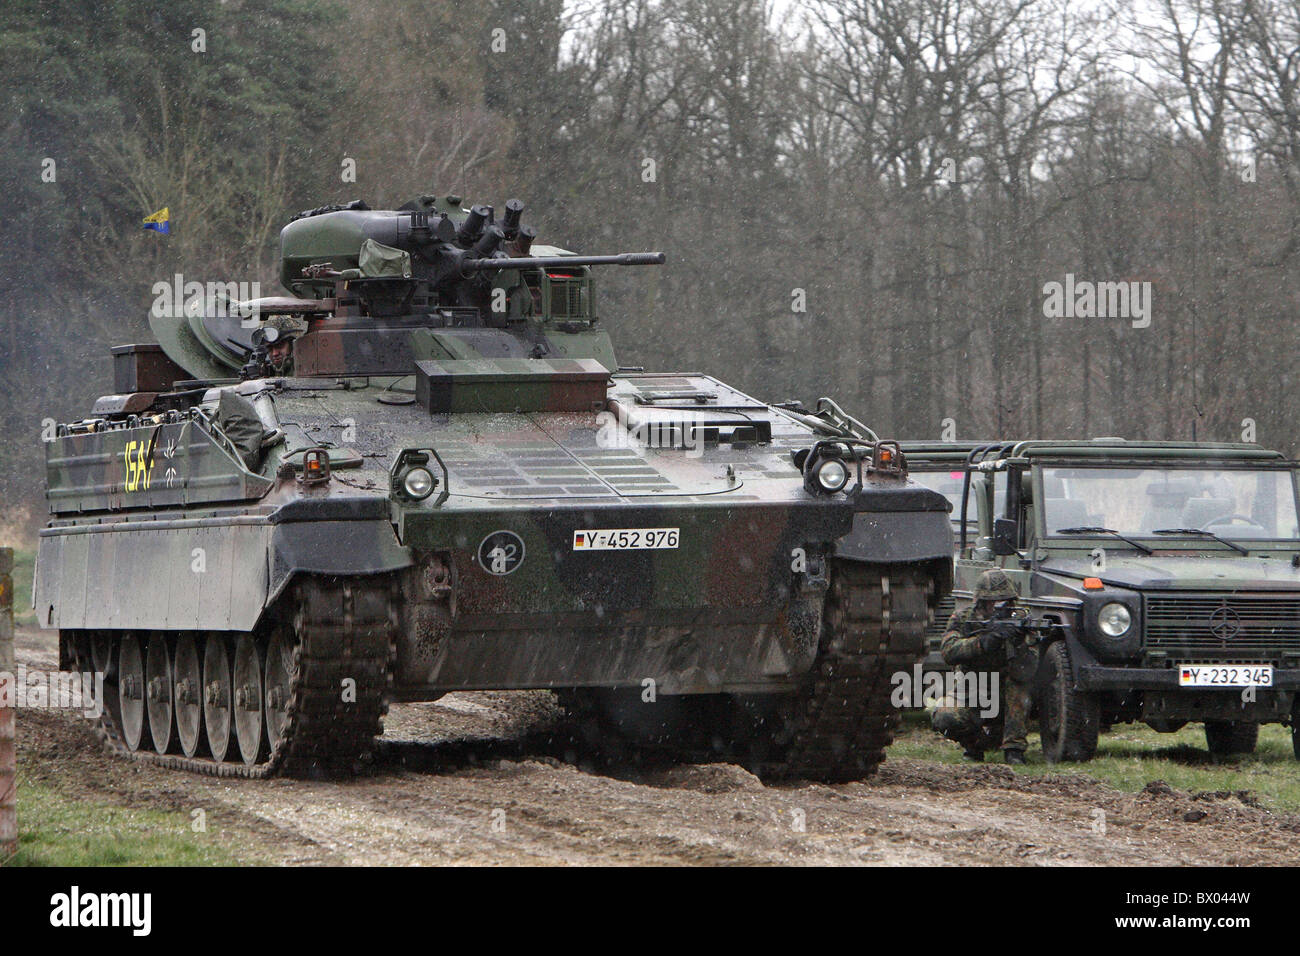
[929,569,1035,759]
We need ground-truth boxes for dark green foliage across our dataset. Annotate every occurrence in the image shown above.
[0,0,338,515]
[5,0,1300,527]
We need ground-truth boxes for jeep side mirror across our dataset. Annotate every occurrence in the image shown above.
[992,517,1019,555]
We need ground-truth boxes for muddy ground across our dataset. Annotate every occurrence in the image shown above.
[11,626,1300,866]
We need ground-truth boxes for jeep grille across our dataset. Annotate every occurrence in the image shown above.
[1145,594,1300,658]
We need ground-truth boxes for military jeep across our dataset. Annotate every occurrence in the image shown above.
[942,439,1300,762]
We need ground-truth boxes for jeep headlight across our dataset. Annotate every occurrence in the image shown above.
[1098,602,1132,637]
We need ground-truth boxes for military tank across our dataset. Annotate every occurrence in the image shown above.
[34,193,953,780]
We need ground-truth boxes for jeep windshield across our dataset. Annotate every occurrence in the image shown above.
[1039,466,1300,543]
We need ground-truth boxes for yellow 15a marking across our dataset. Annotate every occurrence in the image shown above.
[123,439,154,492]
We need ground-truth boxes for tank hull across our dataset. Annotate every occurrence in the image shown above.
[40,483,951,697]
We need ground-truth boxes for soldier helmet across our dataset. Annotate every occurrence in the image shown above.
[261,314,308,340]
[973,568,1018,602]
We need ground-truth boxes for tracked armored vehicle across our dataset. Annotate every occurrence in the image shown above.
[35,193,952,780]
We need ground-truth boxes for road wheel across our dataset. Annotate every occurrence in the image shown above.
[173,635,204,758]
[145,636,175,755]
[117,633,149,753]
[203,635,233,761]
[264,627,297,753]
[90,631,115,677]
[1205,721,1258,757]
[232,634,266,765]
[1039,641,1100,763]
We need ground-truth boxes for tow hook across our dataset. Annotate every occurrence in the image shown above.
[797,554,830,593]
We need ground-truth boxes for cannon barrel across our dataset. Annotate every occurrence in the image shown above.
[461,252,665,273]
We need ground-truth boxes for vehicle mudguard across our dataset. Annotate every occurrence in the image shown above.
[1057,627,1102,687]
[833,507,953,566]
[266,517,412,607]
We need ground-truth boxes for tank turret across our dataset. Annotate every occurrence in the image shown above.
[147,193,663,382]
[278,194,662,312]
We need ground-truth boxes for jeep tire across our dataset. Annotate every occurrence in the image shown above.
[1039,640,1100,763]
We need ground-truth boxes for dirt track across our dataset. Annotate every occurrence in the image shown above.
[13,627,1300,866]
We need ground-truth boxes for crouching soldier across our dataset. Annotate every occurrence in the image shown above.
[929,568,1039,765]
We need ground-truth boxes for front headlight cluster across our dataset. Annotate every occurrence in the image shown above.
[794,439,906,497]
[1098,602,1132,637]
[391,448,442,503]
[795,441,860,496]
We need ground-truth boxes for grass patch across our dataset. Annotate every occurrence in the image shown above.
[895,711,1300,812]
[4,779,253,867]
[6,546,35,627]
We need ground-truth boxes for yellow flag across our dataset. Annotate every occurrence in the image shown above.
[142,207,170,234]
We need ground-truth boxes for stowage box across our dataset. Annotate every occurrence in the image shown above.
[414,358,610,414]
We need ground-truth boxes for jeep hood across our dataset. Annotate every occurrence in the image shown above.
[1038,554,1300,591]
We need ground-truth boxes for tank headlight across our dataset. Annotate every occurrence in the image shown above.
[402,467,435,500]
[1098,602,1132,637]
[815,458,849,494]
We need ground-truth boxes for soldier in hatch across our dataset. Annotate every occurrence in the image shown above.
[929,568,1039,765]
[261,315,307,376]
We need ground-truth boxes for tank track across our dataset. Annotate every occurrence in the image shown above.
[73,575,397,778]
[757,559,931,782]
